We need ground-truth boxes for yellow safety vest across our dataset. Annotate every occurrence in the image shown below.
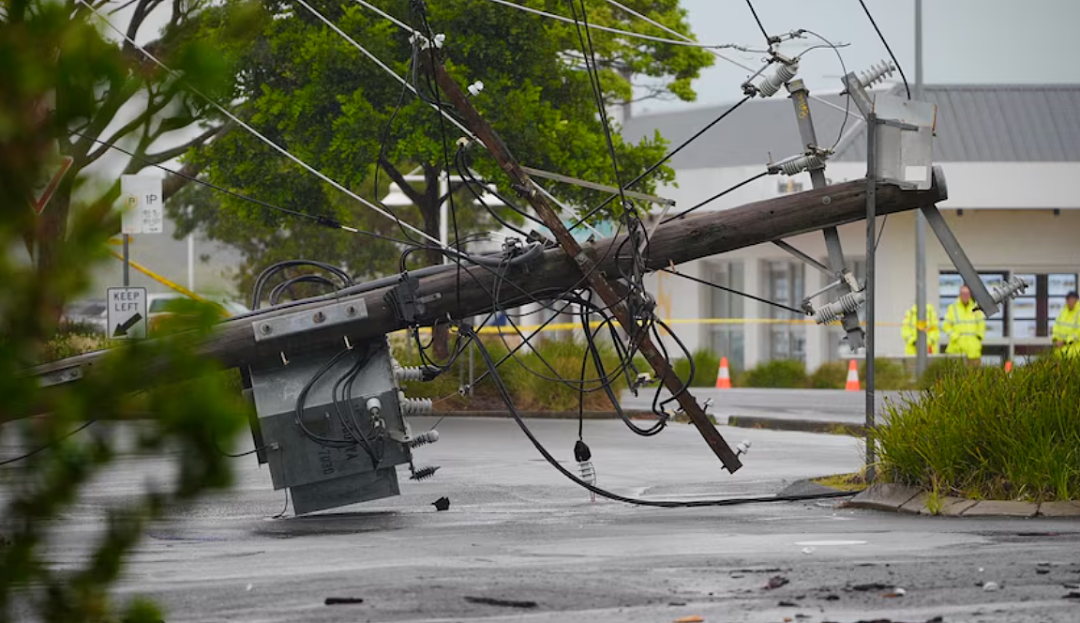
[943,300,985,359]
[1052,304,1080,353]
[902,304,939,353]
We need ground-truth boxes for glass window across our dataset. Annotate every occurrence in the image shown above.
[764,260,806,362]
[708,261,745,371]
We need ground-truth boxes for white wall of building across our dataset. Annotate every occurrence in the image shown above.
[645,161,1080,373]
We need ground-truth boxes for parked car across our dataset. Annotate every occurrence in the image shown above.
[60,299,108,334]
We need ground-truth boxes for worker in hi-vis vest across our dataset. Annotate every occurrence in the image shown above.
[902,303,940,355]
[943,284,985,364]
[1052,290,1080,358]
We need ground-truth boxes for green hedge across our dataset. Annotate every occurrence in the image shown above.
[876,356,1080,502]
[743,359,808,388]
[393,335,630,412]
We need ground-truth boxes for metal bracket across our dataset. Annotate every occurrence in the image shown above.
[252,299,369,342]
[919,203,1002,317]
[38,365,83,388]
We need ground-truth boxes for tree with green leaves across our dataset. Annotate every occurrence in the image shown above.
[2,3,248,620]
[24,0,257,312]
[177,0,711,283]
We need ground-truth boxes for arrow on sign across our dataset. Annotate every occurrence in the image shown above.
[113,313,143,337]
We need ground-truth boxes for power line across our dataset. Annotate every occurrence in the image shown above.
[744,0,772,45]
[483,0,741,49]
[69,131,419,247]
[568,95,752,232]
[661,171,768,224]
[603,0,863,125]
[856,0,911,99]
[799,30,853,150]
[661,268,806,315]
[0,422,96,467]
[294,0,476,140]
[78,0,446,250]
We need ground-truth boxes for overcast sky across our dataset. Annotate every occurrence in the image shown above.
[638,0,1080,114]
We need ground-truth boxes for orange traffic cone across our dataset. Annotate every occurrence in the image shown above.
[845,359,860,391]
[715,356,732,389]
[1004,360,1013,373]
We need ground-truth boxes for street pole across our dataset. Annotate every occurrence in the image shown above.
[123,233,130,287]
[187,232,195,292]
[865,114,878,482]
[914,0,928,376]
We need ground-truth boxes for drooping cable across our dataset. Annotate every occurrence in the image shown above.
[798,30,852,150]
[464,325,855,508]
[661,171,769,223]
[0,421,96,467]
[68,131,418,247]
[568,95,752,232]
[77,0,446,249]
[661,267,807,316]
[481,0,739,49]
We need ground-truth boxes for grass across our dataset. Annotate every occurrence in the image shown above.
[812,471,869,492]
[875,355,1080,502]
[393,334,632,412]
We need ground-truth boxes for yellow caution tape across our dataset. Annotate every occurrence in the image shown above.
[108,250,207,302]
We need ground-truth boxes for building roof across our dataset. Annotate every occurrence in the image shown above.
[621,84,1080,169]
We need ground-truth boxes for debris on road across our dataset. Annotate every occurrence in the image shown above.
[432,496,450,511]
[672,616,704,623]
[982,581,1000,592]
[850,582,890,592]
[463,596,538,609]
[324,597,364,605]
[883,587,907,598]
[764,576,790,590]
[801,547,816,555]
[1064,592,1080,599]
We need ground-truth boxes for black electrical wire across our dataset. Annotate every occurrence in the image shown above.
[0,421,96,466]
[744,0,772,45]
[68,131,416,247]
[662,171,769,223]
[799,29,853,150]
[567,94,752,232]
[661,268,807,316]
[464,325,856,508]
[856,0,911,99]
[251,260,353,310]
[568,0,629,213]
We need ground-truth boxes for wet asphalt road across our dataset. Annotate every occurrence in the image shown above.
[5,417,1079,623]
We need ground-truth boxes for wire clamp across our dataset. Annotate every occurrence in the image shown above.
[384,272,424,325]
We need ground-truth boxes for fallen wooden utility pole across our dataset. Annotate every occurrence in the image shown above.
[25,172,946,425]
[422,52,749,471]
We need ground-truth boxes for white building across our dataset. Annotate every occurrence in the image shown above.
[622,84,1080,372]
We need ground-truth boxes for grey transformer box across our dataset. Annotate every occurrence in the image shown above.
[246,337,436,515]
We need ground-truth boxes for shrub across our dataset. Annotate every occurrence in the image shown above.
[810,360,847,389]
[860,358,912,390]
[743,359,808,388]
[672,349,721,388]
[918,356,968,390]
[875,355,1080,502]
[394,334,630,412]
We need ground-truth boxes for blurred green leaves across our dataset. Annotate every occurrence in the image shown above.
[1,3,249,621]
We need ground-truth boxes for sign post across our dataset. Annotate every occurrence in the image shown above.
[120,175,163,287]
[107,286,147,340]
